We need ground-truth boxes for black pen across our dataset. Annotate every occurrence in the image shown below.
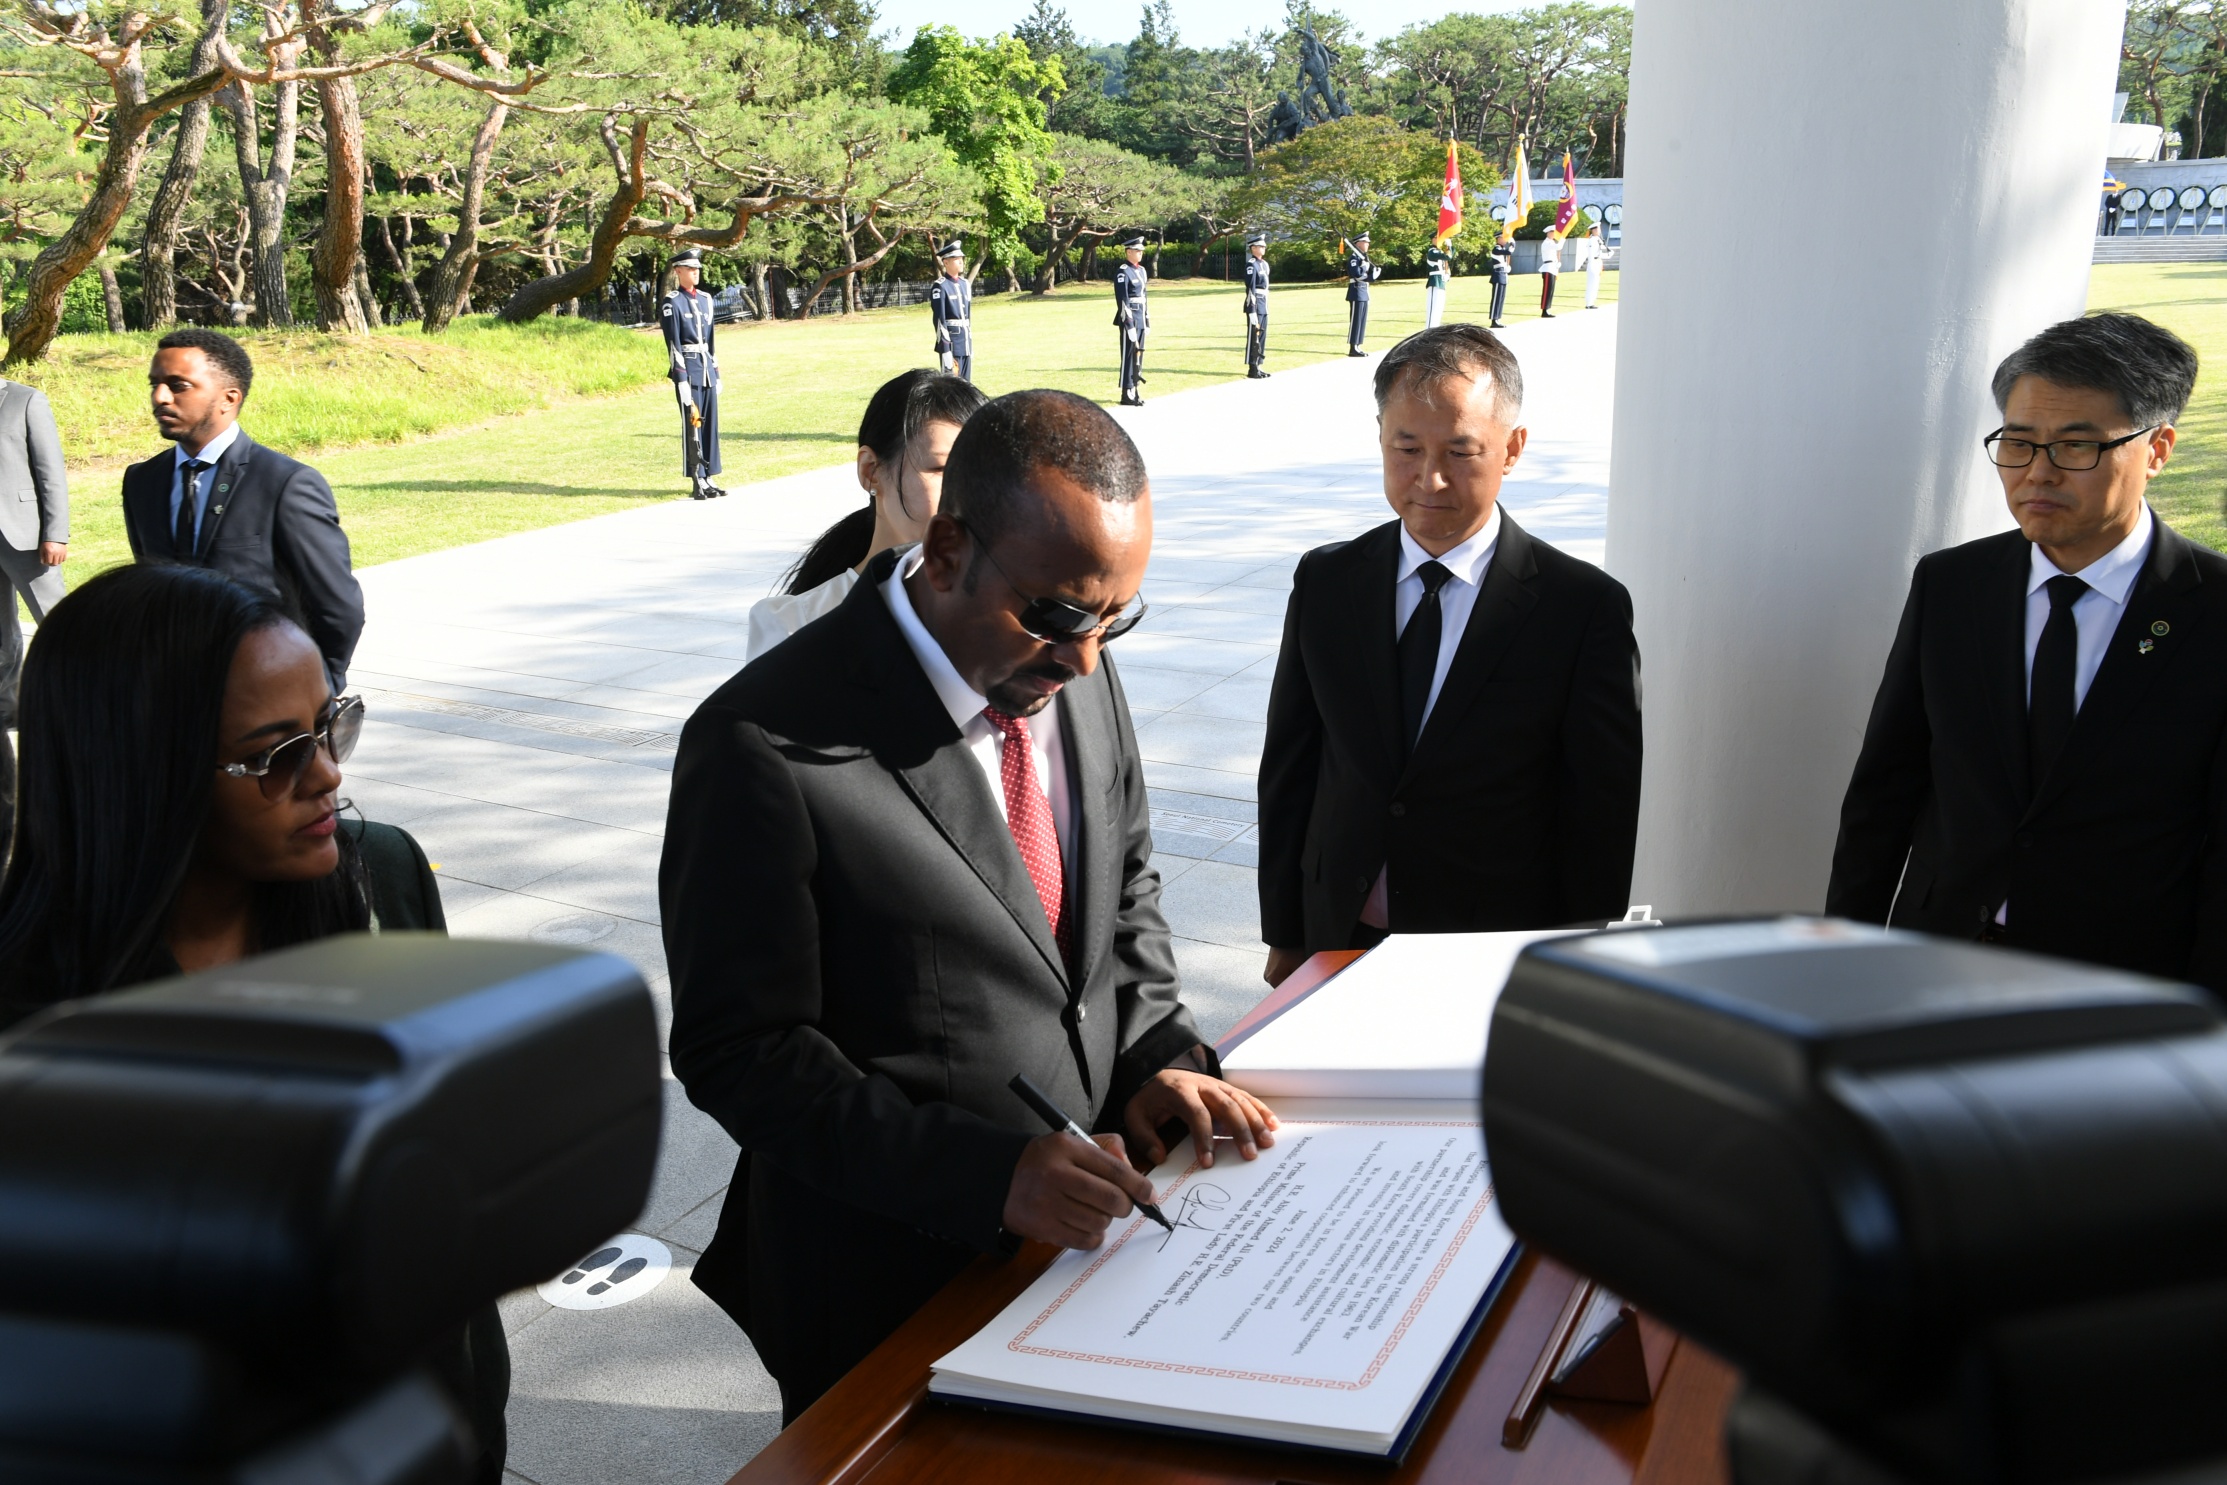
[1008,1073,1174,1233]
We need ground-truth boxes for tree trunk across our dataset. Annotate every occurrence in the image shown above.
[423,96,509,332]
[311,62,370,332]
[498,116,651,323]
[376,215,425,317]
[750,260,772,320]
[353,252,382,327]
[97,263,129,331]
[226,67,303,329]
[5,115,156,364]
[141,0,227,332]
[2,42,232,365]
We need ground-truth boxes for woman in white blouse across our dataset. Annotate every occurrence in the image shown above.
[746,369,987,660]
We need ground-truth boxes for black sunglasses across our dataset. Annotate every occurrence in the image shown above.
[218,695,364,800]
[957,522,1148,645]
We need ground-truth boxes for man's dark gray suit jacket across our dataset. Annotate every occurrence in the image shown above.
[662,550,1208,1414]
[1827,515,2227,994]
[121,431,363,685]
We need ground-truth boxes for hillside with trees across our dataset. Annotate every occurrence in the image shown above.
[0,0,1632,363]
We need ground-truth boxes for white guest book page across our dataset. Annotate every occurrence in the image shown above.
[930,1102,1516,1455]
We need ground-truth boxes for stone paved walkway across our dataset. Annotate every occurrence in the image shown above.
[338,306,1616,1485]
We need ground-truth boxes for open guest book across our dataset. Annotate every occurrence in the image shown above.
[929,932,1569,1458]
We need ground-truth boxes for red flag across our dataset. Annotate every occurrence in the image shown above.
[1435,140,1463,245]
[1552,151,1578,236]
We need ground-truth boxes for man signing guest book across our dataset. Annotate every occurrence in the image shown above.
[662,389,1278,1421]
[1257,325,1643,985]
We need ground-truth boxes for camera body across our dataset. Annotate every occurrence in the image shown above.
[1483,918,2227,1484]
[0,934,662,1483]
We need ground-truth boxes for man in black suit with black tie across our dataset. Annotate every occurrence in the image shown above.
[662,389,1277,1420]
[1257,326,1643,986]
[121,330,363,690]
[1828,313,2227,994]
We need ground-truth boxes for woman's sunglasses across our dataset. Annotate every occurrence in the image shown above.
[218,695,364,800]
[958,522,1148,645]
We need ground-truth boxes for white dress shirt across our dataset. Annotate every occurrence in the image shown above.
[1394,507,1501,730]
[1362,509,1503,927]
[2023,501,2153,710]
[169,422,241,549]
[882,546,1076,878]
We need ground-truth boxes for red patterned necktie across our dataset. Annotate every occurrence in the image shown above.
[982,706,1067,958]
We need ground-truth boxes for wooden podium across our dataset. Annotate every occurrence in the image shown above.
[727,951,1740,1485]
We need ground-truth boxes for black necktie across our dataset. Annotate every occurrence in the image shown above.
[1399,560,1453,754]
[174,459,208,557]
[2028,574,2088,787]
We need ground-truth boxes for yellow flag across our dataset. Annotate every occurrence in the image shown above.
[1502,141,1533,243]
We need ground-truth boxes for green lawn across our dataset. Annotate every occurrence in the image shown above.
[38,270,1606,578]
[2087,263,2227,553]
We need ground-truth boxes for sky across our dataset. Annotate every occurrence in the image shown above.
[869,0,1536,52]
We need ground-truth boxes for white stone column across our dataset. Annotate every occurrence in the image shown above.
[1605,0,2126,914]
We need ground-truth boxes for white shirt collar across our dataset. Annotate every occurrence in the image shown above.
[2027,501,2153,606]
[881,545,991,733]
[1397,505,1501,588]
[175,422,242,467]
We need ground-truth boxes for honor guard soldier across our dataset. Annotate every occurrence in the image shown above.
[928,240,974,383]
[1243,233,1271,379]
[1113,236,1150,405]
[1422,240,1451,329]
[1487,236,1513,327]
[662,248,725,499]
[1344,231,1379,356]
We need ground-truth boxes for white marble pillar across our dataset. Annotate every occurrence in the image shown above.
[1605,0,2127,914]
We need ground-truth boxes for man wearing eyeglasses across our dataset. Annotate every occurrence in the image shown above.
[1829,313,2227,995]
[662,389,1277,1421]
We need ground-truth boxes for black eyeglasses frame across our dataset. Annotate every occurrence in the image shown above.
[1982,424,2160,472]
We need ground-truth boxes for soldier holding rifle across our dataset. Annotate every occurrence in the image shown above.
[1113,237,1150,406]
[662,248,726,500]
[929,241,975,383]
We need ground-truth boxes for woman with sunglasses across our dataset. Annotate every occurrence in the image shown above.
[0,563,508,1483]
[746,368,986,660]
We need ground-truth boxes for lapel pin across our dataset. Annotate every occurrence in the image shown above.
[2139,638,2155,655]
[2152,620,2170,637]
[217,481,229,492]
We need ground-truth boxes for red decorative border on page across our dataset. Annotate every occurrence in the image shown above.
[1003,1121,1490,1391]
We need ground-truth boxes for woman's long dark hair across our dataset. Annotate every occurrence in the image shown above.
[781,369,989,595]
[0,564,368,1020]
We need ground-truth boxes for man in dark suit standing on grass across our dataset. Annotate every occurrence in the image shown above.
[121,329,363,691]
[662,389,1277,1421]
[1828,313,2227,995]
[1257,325,1643,985]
